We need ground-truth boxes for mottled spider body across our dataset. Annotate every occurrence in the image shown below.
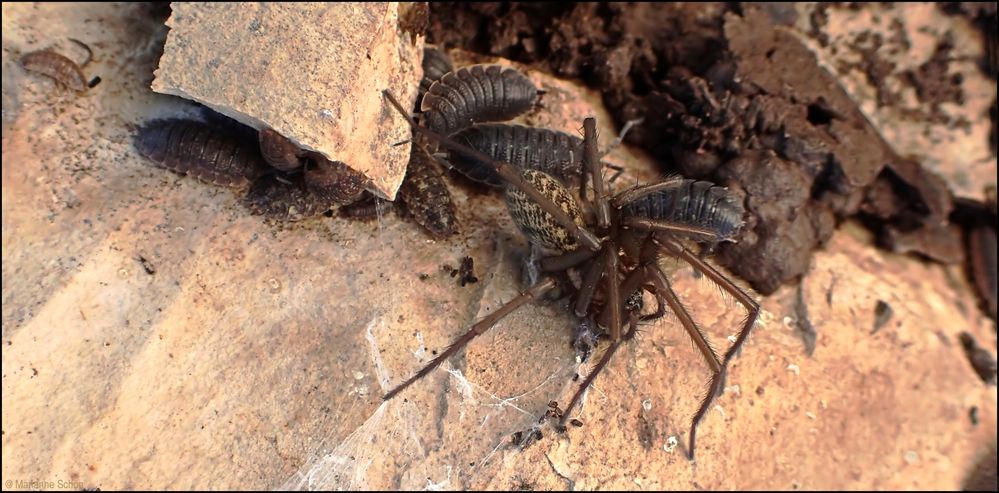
[505,169,587,253]
[383,90,760,460]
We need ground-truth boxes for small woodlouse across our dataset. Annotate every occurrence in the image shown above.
[20,38,97,92]
[448,123,585,187]
[21,50,89,92]
[303,154,369,207]
[134,118,268,188]
[258,128,305,172]
[420,64,539,136]
[244,174,323,221]
[396,144,458,239]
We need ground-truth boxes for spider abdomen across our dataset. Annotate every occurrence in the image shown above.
[622,180,745,241]
[134,118,267,188]
[505,169,585,252]
[448,123,584,187]
[421,65,538,136]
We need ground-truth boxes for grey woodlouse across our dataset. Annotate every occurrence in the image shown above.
[448,123,585,187]
[617,178,746,243]
[336,46,461,239]
[418,47,454,99]
[134,118,268,188]
[420,64,540,136]
[383,93,760,460]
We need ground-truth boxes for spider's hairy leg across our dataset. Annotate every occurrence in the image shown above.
[656,236,760,365]
[647,264,724,460]
[655,235,760,461]
[611,177,687,209]
[383,89,601,251]
[559,312,639,426]
[603,245,622,341]
[383,277,557,401]
[622,216,721,240]
[574,250,608,318]
[583,118,610,229]
[541,247,598,272]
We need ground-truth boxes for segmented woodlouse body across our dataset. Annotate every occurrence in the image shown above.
[244,174,323,221]
[396,144,457,239]
[449,123,585,187]
[197,105,260,144]
[20,50,89,92]
[134,118,268,188]
[303,155,369,206]
[505,169,585,253]
[421,64,539,136]
[418,47,454,100]
[258,128,305,172]
[619,179,746,242]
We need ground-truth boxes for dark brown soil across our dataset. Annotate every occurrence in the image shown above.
[426,2,975,295]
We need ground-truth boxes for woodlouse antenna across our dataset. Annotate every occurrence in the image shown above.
[67,37,94,66]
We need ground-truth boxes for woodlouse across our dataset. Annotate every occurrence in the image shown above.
[448,123,585,187]
[418,47,454,99]
[420,64,540,136]
[303,154,369,207]
[617,178,746,243]
[21,50,89,92]
[134,118,268,188]
[258,128,305,172]
[244,174,323,221]
[396,144,458,239]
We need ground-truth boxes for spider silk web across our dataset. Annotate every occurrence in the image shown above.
[278,165,762,490]
[279,232,591,490]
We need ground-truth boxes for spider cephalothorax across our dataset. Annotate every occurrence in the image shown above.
[382,90,760,460]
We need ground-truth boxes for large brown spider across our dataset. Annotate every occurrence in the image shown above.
[382,91,760,460]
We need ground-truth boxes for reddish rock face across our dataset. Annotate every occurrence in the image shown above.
[1,3,995,491]
[151,2,424,200]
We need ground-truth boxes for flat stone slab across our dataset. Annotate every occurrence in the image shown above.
[151,2,423,199]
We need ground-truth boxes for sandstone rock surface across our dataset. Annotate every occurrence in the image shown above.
[1,3,995,491]
[151,2,423,199]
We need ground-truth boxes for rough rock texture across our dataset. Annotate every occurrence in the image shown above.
[791,2,996,203]
[151,3,423,199]
[2,3,996,491]
[424,2,998,298]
